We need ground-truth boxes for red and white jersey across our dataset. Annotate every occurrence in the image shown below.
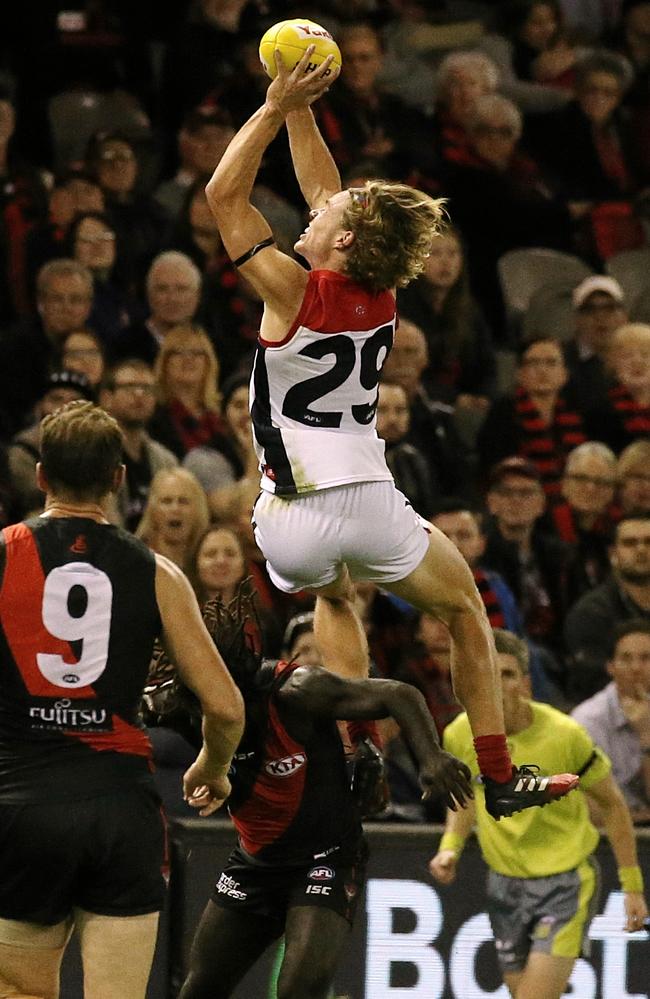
[251,270,396,495]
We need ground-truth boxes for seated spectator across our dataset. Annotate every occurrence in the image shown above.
[23,169,104,307]
[0,83,49,320]
[376,380,437,517]
[484,456,569,653]
[111,251,202,365]
[85,130,167,289]
[184,372,259,525]
[148,323,224,460]
[564,275,628,412]
[397,224,496,410]
[478,336,586,499]
[99,358,178,531]
[135,467,209,573]
[564,513,650,703]
[423,50,500,175]
[0,258,94,437]
[615,0,650,180]
[430,500,524,635]
[381,318,471,497]
[67,210,141,345]
[617,439,650,514]
[586,322,650,452]
[391,614,461,740]
[572,619,650,823]
[314,22,425,181]
[60,328,105,390]
[478,0,578,113]
[8,370,94,517]
[523,49,642,251]
[442,94,574,335]
[154,107,234,223]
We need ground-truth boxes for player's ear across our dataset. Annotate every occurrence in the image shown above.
[336,229,355,250]
[35,462,48,493]
[112,463,126,493]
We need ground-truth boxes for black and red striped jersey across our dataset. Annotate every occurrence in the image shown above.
[0,516,161,801]
[228,660,362,866]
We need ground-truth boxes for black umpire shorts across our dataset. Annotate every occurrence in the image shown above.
[0,785,167,925]
[211,839,368,937]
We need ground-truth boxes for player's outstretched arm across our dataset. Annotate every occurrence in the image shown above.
[155,555,244,815]
[279,668,473,811]
[286,106,342,210]
[586,773,649,932]
[205,48,334,320]
[428,800,476,886]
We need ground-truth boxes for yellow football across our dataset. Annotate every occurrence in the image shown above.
[259,18,342,80]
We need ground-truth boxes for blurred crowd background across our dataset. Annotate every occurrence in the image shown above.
[2,0,650,821]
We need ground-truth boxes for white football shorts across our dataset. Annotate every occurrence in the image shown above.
[252,481,430,593]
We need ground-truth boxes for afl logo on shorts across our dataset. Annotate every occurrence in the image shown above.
[308,866,334,881]
[264,753,306,777]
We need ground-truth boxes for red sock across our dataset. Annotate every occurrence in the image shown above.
[347,719,383,750]
[474,734,513,783]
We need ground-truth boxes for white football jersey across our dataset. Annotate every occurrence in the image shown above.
[251,270,396,495]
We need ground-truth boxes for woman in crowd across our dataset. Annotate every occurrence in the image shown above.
[60,328,106,390]
[586,322,650,452]
[67,209,141,345]
[617,439,650,514]
[478,336,586,498]
[478,0,578,112]
[148,323,224,460]
[135,466,209,573]
[397,224,495,410]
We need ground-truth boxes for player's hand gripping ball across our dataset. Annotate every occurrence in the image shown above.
[259,19,342,80]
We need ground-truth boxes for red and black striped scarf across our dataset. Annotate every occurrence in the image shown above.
[550,500,615,544]
[473,567,506,629]
[608,383,650,437]
[514,387,586,498]
[168,399,227,455]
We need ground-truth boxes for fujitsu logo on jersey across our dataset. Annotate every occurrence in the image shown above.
[28,697,111,731]
[264,753,306,777]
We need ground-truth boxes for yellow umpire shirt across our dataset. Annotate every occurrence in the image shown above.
[443,701,612,878]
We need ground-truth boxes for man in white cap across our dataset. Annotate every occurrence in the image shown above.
[564,276,628,413]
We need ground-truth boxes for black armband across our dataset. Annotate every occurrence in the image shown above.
[233,236,275,268]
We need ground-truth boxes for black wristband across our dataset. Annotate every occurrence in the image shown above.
[233,236,275,268]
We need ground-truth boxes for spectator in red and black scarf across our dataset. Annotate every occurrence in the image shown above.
[148,323,225,460]
[587,322,650,453]
[478,336,586,499]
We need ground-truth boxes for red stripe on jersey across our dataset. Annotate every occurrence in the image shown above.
[259,270,395,348]
[231,663,307,855]
[74,714,152,757]
[0,523,95,699]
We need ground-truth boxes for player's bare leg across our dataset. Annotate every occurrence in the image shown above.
[278,906,351,999]
[384,527,578,817]
[0,918,71,999]
[76,910,159,999]
[312,567,369,679]
[383,527,505,735]
[504,953,575,999]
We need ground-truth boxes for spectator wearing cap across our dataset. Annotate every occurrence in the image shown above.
[586,322,650,453]
[7,369,95,517]
[282,611,322,668]
[564,275,628,412]
[477,335,586,500]
[564,513,650,703]
[154,108,235,223]
[0,259,94,437]
[484,456,570,653]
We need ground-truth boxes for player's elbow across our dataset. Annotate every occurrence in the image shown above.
[206,173,240,215]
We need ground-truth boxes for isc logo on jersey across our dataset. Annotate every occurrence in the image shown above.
[264,753,306,777]
[306,865,334,895]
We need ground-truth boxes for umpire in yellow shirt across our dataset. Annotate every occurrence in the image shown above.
[429,628,648,999]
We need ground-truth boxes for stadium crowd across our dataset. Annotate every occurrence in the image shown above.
[1,0,650,821]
